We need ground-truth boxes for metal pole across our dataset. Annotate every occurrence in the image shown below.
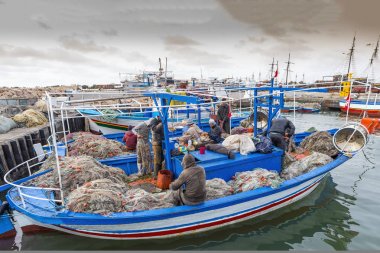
[345,75,353,124]
[253,89,258,137]
[48,95,65,205]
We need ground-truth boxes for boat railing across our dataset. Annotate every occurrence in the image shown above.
[3,152,63,209]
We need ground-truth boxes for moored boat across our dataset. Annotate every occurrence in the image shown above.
[0,87,370,240]
[339,99,380,117]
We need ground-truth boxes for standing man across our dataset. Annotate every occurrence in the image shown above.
[268,116,295,151]
[169,153,206,206]
[147,116,164,179]
[217,98,231,134]
[132,121,152,176]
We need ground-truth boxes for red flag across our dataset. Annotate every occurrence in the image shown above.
[273,69,278,78]
[344,94,351,110]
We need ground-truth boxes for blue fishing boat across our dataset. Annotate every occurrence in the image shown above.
[0,88,369,239]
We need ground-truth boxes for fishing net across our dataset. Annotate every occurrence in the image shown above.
[34,100,48,112]
[231,126,248,135]
[67,132,130,159]
[124,188,174,212]
[28,155,128,194]
[205,178,233,200]
[66,179,128,215]
[0,116,17,134]
[300,131,339,157]
[222,134,256,155]
[228,168,283,193]
[38,154,57,172]
[281,151,333,180]
[13,109,48,127]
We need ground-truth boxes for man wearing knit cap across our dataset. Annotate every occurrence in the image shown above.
[132,120,152,176]
[169,154,206,206]
[208,118,223,143]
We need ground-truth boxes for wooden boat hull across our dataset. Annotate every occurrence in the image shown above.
[7,172,326,239]
[298,108,320,113]
[80,110,248,135]
[5,153,350,240]
[339,100,380,117]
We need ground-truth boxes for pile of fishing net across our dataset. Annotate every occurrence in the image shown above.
[281,151,333,180]
[29,155,128,193]
[205,178,233,200]
[231,126,248,135]
[66,179,128,214]
[0,115,17,134]
[33,100,48,112]
[300,131,339,157]
[12,109,48,127]
[124,189,175,212]
[228,168,283,193]
[67,184,175,214]
[222,134,256,155]
[66,132,130,159]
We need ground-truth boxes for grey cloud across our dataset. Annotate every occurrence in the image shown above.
[101,29,118,37]
[166,45,230,68]
[31,15,52,30]
[0,44,102,65]
[218,0,340,38]
[165,35,200,46]
[59,34,117,53]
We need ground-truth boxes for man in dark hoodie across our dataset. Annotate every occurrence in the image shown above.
[268,116,295,151]
[169,154,206,206]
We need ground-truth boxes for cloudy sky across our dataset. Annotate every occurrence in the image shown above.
[0,0,379,87]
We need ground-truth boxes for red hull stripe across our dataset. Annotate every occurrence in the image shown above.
[340,107,380,117]
[58,180,319,238]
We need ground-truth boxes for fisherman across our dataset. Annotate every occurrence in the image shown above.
[185,121,203,140]
[268,116,295,151]
[132,121,152,176]
[208,118,223,143]
[146,116,164,179]
[217,98,231,134]
[122,127,137,151]
[169,153,206,206]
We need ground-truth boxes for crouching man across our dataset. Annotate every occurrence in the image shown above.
[169,154,206,206]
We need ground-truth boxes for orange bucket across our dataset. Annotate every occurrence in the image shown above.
[156,170,173,190]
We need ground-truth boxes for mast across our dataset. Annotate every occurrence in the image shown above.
[165,57,168,87]
[347,35,356,77]
[369,36,379,66]
[276,60,279,86]
[367,36,379,83]
[269,57,275,80]
[284,53,294,87]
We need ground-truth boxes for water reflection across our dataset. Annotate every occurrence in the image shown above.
[16,175,359,251]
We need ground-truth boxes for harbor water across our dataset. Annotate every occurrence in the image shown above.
[1,112,379,250]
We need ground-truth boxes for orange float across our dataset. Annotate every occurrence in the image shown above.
[360,118,380,134]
